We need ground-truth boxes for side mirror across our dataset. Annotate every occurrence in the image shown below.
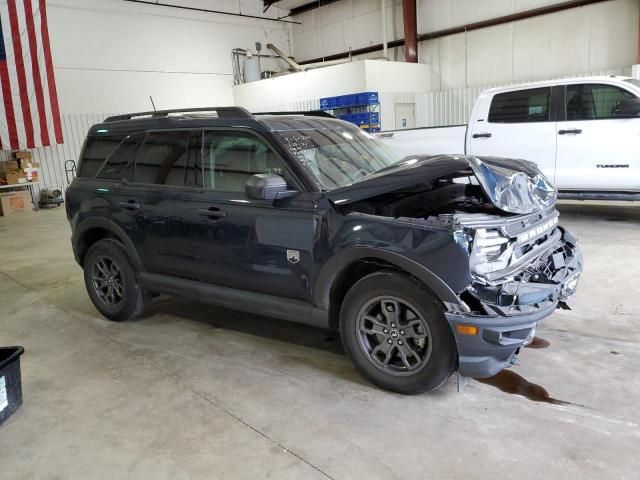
[245,174,297,201]
[613,97,640,117]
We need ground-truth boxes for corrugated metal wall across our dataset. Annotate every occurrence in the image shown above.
[0,113,113,199]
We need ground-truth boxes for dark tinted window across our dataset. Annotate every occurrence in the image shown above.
[134,131,190,185]
[96,133,143,180]
[566,83,635,120]
[488,87,551,123]
[78,135,125,178]
[197,131,291,193]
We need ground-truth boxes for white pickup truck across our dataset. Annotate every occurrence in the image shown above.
[378,76,640,200]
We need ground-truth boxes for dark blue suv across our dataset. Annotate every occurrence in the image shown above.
[66,107,582,394]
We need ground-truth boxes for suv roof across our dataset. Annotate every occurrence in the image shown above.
[91,107,335,136]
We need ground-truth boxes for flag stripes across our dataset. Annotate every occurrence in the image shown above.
[0,0,63,150]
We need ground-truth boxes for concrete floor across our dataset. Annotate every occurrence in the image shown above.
[0,202,638,480]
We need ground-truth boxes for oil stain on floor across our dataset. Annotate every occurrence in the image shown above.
[525,337,551,349]
[475,370,574,406]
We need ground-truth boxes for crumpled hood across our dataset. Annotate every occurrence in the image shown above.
[326,154,557,215]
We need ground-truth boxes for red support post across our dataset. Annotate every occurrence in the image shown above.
[402,0,418,63]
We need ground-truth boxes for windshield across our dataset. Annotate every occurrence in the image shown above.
[264,117,401,190]
[624,79,640,89]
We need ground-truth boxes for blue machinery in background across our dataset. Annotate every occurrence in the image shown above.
[319,92,380,133]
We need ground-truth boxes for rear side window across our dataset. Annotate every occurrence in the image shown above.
[488,87,551,123]
[78,135,125,178]
[566,83,636,120]
[96,133,144,180]
[134,131,190,186]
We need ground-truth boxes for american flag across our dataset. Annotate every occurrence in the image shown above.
[0,0,62,150]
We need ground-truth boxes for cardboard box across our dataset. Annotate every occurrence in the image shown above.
[0,191,33,216]
[14,151,32,160]
[0,160,20,173]
[3,171,27,185]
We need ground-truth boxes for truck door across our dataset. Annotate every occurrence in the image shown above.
[467,86,558,183]
[554,82,640,191]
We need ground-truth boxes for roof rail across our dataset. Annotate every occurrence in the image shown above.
[253,110,335,118]
[104,107,253,122]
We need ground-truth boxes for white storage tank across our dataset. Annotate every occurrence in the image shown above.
[244,56,261,83]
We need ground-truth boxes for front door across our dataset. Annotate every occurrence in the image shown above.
[176,129,317,303]
[467,86,558,182]
[555,82,640,191]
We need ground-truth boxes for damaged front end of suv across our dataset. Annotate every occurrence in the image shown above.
[328,154,582,378]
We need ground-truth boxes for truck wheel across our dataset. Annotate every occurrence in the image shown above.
[83,239,148,322]
[340,271,457,394]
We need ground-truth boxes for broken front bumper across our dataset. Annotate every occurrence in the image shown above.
[445,227,582,378]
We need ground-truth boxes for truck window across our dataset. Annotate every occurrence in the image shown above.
[566,84,636,120]
[134,131,190,186]
[197,131,292,193]
[95,133,144,180]
[488,87,551,123]
[78,135,125,178]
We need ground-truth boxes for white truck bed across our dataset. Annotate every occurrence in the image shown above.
[377,125,467,158]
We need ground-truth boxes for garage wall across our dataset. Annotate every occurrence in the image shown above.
[291,0,639,89]
[49,0,294,113]
[14,0,295,195]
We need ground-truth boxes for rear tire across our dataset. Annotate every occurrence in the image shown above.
[340,271,457,394]
[83,239,148,322]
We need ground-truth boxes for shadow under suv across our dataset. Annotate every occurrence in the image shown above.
[66,107,582,394]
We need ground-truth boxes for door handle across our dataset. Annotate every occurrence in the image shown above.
[558,129,582,135]
[119,200,141,210]
[198,207,227,218]
[472,133,492,138]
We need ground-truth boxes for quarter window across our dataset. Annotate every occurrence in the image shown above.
[96,133,144,180]
[565,83,635,120]
[134,131,190,185]
[78,135,125,178]
[488,87,551,123]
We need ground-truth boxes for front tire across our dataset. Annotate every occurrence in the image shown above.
[83,239,148,322]
[340,271,457,394]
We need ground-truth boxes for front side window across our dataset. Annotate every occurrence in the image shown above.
[488,87,551,123]
[96,133,144,180]
[134,131,190,185]
[565,83,636,120]
[197,131,292,193]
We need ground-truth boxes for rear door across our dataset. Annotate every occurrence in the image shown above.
[467,86,558,182]
[555,82,640,191]
[174,129,317,303]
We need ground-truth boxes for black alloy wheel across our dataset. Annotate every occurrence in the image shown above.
[356,296,432,376]
[91,255,124,307]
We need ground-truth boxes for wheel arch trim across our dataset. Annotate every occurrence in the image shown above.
[73,218,144,270]
[314,247,463,311]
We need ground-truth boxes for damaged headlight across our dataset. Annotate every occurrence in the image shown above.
[469,228,515,277]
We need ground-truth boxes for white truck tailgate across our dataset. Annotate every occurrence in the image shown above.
[376,126,467,158]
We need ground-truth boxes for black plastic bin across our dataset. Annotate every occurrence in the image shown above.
[0,346,25,426]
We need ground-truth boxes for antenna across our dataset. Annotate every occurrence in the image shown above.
[149,96,157,112]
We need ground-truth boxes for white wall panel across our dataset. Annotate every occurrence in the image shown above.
[292,0,639,90]
[49,0,293,113]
